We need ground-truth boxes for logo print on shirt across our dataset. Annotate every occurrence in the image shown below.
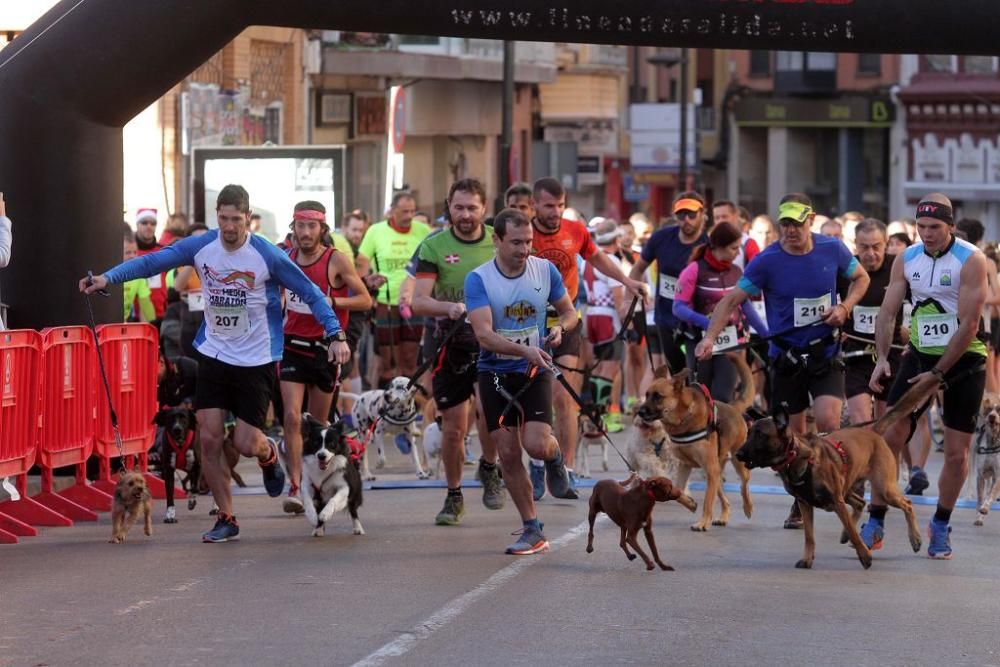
[911,271,921,280]
[940,269,952,287]
[445,254,460,264]
[504,301,537,324]
[203,265,256,291]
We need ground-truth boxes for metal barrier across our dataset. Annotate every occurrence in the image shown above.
[35,327,112,517]
[91,324,166,498]
[0,329,70,542]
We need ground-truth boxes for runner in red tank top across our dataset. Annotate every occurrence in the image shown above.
[279,201,371,513]
[526,178,648,499]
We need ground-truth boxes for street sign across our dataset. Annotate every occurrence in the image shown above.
[391,86,406,153]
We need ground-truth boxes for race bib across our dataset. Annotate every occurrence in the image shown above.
[207,304,250,338]
[852,305,879,335]
[659,274,678,300]
[285,290,314,315]
[187,292,205,312]
[917,312,957,348]
[147,274,162,290]
[712,325,739,354]
[497,326,540,360]
[793,294,832,328]
[749,300,767,334]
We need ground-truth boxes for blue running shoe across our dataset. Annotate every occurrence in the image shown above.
[505,525,549,555]
[394,432,412,455]
[568,469,580,495]
[860,519,884,551]
[905,468,929,495]
[202,513,239,542]
[927,520,952,559]
[260,437,285,498]
[530,462,546,501]
[546,454,579,500]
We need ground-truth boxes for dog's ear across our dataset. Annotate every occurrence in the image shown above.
[671,368,690,386]
[653,364,670,380]
[153,411,167,426]
[773,402,790,434]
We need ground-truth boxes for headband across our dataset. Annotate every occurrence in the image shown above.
[673,198,704,214]
[777,201,813,225]
[293,209,326,223]
[594,227,622,245]
[915,200,953,225]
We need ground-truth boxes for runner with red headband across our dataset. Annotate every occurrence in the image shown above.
[279,201,372,514]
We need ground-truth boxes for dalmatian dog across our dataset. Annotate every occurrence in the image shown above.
[342,376,428,480]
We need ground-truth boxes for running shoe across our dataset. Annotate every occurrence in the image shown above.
[783,502,802,529]
[927,519,952,559]
[859,519,885,551]
[479,459,505,510]
[202,513,240,542]
[568,469,580,495]
[625,396,640,413]
[283,484,305,514]
[505,526,549,555]
[530,461,546,501]
[394,432,412,455]
[905,467,929,495]
[435,494,465,526]
[545,454,579,500]
[164,505,177,524]
[605,412,624,434]
[260,437,286,498]
[464,435,477,465]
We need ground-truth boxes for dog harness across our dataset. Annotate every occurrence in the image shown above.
[975,426,1000,455]
[669,383,718,445]
[771,436,849,477]
[165,430,196,473]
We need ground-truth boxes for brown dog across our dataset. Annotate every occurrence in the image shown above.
[586,474,697,571]
[636,352,755,531]
[736,375,940,569]
[110,470,153,544]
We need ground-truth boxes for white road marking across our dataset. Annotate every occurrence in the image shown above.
[351,518,601,667]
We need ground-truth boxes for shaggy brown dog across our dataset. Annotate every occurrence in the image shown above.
[110,470,152,544]
[586,474,697,571]
[636,352,755,531]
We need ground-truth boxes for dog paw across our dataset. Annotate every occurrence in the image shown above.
[794,559,813,569]
[187,498,197,510]
[839,530,850,545]
[645,563,655,571]
[353,522,365,536]
[711,519,728,527]
[602,462,609,472]
[858,551,873,569]
[376,457,386,469]
[578,471,591,479]
[163,517,177,524]
[364,474,376,482]
[417,471,430,480]
[311,526,325,537]
[974,516,985,527]
[659,563,675,571]
[627,553,637,561]
[690,524,708,532]
[109,537,122,544]
[145,527,153,536]
[586,545,594,554]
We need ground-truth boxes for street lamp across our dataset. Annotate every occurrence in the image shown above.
[647,49,689,189]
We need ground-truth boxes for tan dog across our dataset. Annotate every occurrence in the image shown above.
[586,474,697,571]
[971,392,1000,526]
[626,415,676,480]
[736,376,939,569]
[110,470,152,544]
[636,352,755,531]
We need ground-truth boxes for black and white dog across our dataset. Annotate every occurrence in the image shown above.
[300,413,364,537]
[342,376,428,480]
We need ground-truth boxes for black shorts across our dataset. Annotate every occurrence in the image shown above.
[196,354,276,430]
[653,323,687,374]
[886,348,986,434]
[418,320,439,369]
[550,316,582,359]
[432,347,479,411]
[770,357,845,415]
[990,317,1000,354]
[280,336,337,393]
[478,370,554,432]
[593,338,623,362]
[843,350,901,402]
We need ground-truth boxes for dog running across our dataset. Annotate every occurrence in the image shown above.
[342,376,429,480]
[109,470,153,544]
[298,413,365,537]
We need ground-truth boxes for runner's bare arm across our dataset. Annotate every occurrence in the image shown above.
[694,288,750,361]
[833,263,870,315]
[932,251,988,375]
[412,276,465,319]
[628,256,651,282]
[328,249,372,312]
[469,304,550,368]
[875,255,908,364]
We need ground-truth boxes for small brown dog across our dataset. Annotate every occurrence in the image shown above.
[586,474,697,571]
[110,470,152,544]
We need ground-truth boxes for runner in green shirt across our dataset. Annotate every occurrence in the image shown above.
[412,178,505,525]
[123,229,156,321]
[358,192,431,385]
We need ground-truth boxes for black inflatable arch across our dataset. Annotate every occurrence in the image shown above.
[1,0,997,327]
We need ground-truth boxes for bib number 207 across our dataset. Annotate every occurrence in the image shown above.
[215,315,240,328]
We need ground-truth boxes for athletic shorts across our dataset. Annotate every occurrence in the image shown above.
[990,317,1000,354]
[375,304,423,346]
[843,350,900,402]
[593,338,624,362]
[279,336,337,393]
[548,315,582,359]
[478,371,554,432]
[432,345,479,411]
[195,353,276,430]
[770,357,845,416]
[653,323,687,374]
[886,348,986,434]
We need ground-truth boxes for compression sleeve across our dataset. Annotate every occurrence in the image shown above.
[737,276,762,298]
[672,298,710,329]
[104,233,207,284]
[741,300,769,337]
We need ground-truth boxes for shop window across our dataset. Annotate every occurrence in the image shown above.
[857,53,881,76]
[963,56,998,75]
[749,51,771,77]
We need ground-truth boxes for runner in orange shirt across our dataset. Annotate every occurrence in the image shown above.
[527,177,646,499]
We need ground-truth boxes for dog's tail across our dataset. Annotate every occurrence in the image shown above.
[724,351,755,413]
[871,374,940,437]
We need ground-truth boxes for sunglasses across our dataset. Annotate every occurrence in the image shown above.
[778,218,807,227]
[675,210,701,220]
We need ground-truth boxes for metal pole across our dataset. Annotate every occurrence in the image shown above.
[498,40,515,211]
[679,47,689,191]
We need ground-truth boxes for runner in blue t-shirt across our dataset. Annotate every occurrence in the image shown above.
[465,208,578,556]
[629,191,709,372]
[694,193,870,528]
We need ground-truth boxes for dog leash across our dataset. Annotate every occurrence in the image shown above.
[405,317,464,391]
[638,298,657,372]
[85,271,130,471]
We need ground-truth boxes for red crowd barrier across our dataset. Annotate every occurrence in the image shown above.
[35,327,112,517]
[0,330,54,543]
[91,324,168,499]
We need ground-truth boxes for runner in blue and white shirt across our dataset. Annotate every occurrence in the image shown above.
[81,184,350,543]
[465,208,578,556]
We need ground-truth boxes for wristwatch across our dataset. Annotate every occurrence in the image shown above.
[327,331,347,343]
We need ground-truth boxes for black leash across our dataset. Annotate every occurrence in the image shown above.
[406,317,464,391]
[639,298,657,371]
[84,271,129,471]
[617,295,640,342]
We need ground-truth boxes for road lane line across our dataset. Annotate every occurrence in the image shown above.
[351,518,599,667]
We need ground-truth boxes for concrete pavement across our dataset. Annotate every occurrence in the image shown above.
[2,441,1000,667]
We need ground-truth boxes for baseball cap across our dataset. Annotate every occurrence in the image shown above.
[777,201,813,225]
[672,198,704,214]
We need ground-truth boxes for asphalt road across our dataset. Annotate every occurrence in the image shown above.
[2,441,1000,667]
